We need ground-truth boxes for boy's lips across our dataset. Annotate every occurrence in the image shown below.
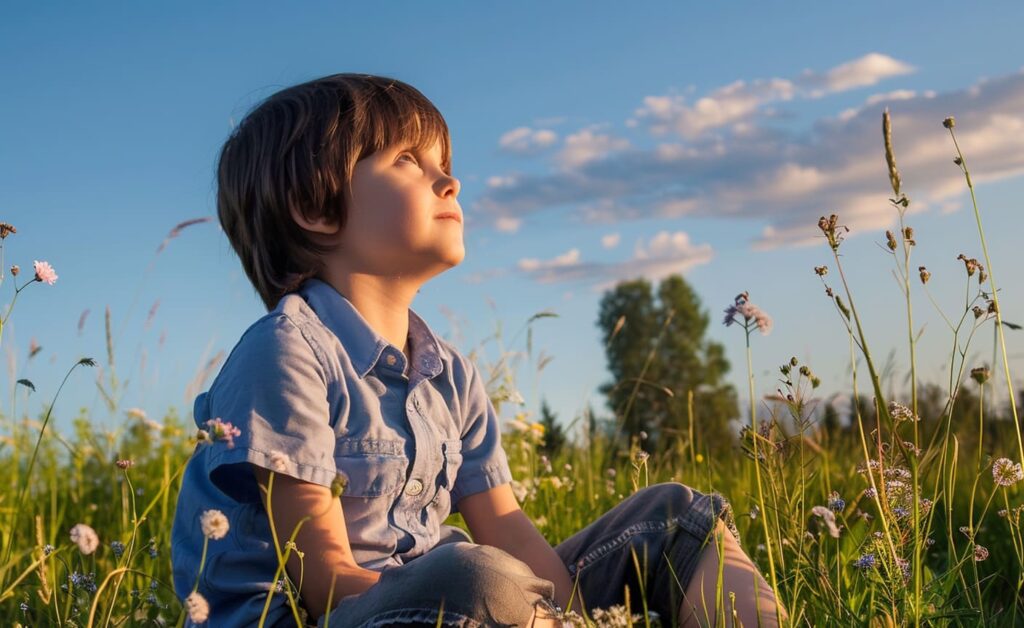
[435,212,462,223]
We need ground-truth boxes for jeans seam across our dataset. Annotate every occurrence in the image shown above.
[569,519,670,577]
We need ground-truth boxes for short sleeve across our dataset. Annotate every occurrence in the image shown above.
[201,314,337,503]
[449,357,514,509]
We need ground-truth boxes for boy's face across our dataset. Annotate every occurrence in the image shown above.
[336,136,464,280]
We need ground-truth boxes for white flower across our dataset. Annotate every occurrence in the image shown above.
[810,505,841,538]
[69,523,99,555]
[185,590,210,623]
[200,509,230,540]
[268,450,290,473]
[993,457,1024,487]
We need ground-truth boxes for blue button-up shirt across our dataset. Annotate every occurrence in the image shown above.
[170,277,513,626]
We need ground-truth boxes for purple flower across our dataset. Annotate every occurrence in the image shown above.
[853,553,876,571]
[723,291,772,335]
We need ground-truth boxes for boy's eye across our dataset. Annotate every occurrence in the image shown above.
[398,152,419,165]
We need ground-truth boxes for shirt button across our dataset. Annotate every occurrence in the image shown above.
[406,479,424,496]
[385,354,397,366]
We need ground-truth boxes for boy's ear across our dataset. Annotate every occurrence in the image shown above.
[289,206,342,236]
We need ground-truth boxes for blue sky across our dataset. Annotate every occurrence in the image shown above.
[3,1,1024,438]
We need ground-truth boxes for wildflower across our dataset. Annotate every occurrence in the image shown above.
[853,553,876,571]
[148,544,158,559]
[695,453,704,463]
[125,407,148,420]
[200,509,230,540]
[69,523,99,555]
[33,260,58,285]
[0,222,15,238]
[943,116,955,129]
[974,545,989,562]
[19,602,28,612]
[959,525,972,538]
[268,450,289,473]
[204,418,241,448]
[529,422,545,438]
[814,265,828,276]
[999,508,1009,518]
[110,541,125,559]
[605,468,617,478]
[69,571,98,593]
[888,401,919,423]
[723,291,772,334]
[43,544,54,556]
[196,429,210,442]
[972,305,985,319]
[864,486,878,500]
[896,557,911,581]
[185,591,210,623]
[957,254,982,277]
[971,366,990,385]
[885,230,898,251]
[811,505,841,538]
[993,457,1024,487]
[828,491,846,512]
[631,449,650,466]
[903,440,922,457]
[817,213,849,250]
[510,480,529,503]
[10,264,18,276]
[918,266,930,284]
[749,504,759,520]
[893,506,909,518]
[115,459,134,470]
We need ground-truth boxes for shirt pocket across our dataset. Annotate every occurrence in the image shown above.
[441,439,463,490]
[334,438,409,498]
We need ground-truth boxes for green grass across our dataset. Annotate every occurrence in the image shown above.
[1,110,1023,626]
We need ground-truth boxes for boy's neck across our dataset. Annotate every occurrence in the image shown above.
[317,270,419,358]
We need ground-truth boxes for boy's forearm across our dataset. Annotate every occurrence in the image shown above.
[308,565,381,623]
[473,509,582,615]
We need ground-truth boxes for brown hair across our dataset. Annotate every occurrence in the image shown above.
[216,73,452,310]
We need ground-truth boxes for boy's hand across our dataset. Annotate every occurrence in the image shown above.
[252,465,381,622]
[457,484,583,616]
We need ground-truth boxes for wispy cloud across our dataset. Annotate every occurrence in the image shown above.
[476,59,1024,252]
[499,126,559,155]
[515,230,713,291]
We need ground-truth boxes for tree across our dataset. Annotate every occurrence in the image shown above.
[596,275,739,454]
[538,397,567,457]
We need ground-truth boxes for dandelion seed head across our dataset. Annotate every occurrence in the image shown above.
[200,509,230,540]
[993,458,1024,487]
[185,591,210,623]
[69,523,99,555]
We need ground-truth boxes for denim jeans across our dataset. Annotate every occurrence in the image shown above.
[317,482,739,627]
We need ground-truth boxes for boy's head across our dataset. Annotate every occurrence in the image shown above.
[216,73,456,310]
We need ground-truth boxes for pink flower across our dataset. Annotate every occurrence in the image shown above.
[205,418,241,448]
[33,260,58,285]
[723,291,772,335]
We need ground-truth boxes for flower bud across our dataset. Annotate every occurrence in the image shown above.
[885,230,897,251]
[918,266,931,284]
[970,366,990,385]
[943,117,956,129]
[10,264,18,277]
[814,265,828,276]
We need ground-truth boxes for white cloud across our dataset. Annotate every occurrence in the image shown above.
[474,67,1024,252]
[494,216,522,233]
[555,127,632,169]
[515,231,713,291]
[866,89,917,106]
[518,248,581,272]
[499,127,559,155]
[601,233,620,249]
[812,53,916,95]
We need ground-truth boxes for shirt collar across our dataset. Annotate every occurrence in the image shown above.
[297,277,445,380]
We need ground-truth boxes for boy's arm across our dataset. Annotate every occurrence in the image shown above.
[458,483,582,615]
[252,466,381,623]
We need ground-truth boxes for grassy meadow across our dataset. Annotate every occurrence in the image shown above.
[1,111,1023,626]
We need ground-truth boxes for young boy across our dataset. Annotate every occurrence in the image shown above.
[170,73,786,627]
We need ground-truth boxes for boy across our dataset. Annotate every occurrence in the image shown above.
[171,73,785,627]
